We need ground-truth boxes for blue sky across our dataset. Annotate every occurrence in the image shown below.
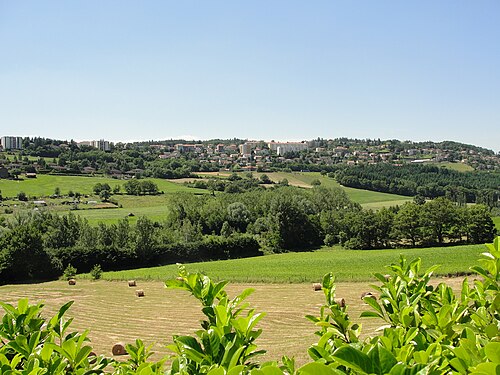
[1,1,499,151]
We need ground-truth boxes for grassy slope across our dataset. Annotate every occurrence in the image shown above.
[96,244,485,283]
[0,174,206,197]
[430,162,475,172]
[0,175,208,225]
[196,171,412,206]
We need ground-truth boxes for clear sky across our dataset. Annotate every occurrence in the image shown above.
[1,1,499,151]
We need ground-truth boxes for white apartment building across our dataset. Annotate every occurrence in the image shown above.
[91,139,111,151]
[1,136,23,150]
[268,142,308,156]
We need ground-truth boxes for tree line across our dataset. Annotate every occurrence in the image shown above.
[0,185,496,283]
[333,163,500,207]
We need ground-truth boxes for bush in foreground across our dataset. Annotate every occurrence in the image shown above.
[1,238,499,374]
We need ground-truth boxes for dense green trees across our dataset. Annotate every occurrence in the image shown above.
[334,164,500,207]
[0,185,497,282]
[123,179,159,195]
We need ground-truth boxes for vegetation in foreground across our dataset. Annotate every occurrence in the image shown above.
[1,238,499,374]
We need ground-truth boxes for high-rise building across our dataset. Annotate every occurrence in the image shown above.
[1,136,23,150]
[90,139,111,151]
[268,141,308,156]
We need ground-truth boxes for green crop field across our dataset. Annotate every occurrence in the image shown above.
[95,243,485,283]
[0,174,206,198]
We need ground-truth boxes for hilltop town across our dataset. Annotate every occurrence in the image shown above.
[0,136,499,179]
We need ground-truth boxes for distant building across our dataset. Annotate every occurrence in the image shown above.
[239,143,253,155]
[1,136,23,150]
[216,144,225,153]
[91,139,111,151]
[268,141,308,156]
[175,144,203,153]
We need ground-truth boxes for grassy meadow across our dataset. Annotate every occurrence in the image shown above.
[92,243,485,283]
[0,174,207,224]
[0,174,206,198]
[430,162,475,172]
[1,171,413,225]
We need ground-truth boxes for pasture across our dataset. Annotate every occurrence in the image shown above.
[93,243,484,283]
[0,278,465,365]
[0,174,206,198]
[1,172,413,225]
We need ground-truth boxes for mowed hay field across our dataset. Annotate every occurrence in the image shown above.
[0,278,466,365]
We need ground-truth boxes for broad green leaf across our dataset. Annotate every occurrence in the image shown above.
[470,362,500,375]
[360,311,382,318]
[298,362,338,375]
[332,346,373,374]
[227,365,246,375]
[485,342,500,363]
[450,358,468,374]
[259,366,285,375]
[208,367,226,375]
[369,344,397,375]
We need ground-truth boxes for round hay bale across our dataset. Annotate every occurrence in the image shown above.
[312,283,322,291]
[136,290,145,297]
[361,292,376,300]
[334,298,346,307]
[176,276,184,282]
[88,351,97,364]
[384,274,391,281]
[127,212,135,217]
[112,343,127,356]
[128,280,136,287]
[68,279,76,285]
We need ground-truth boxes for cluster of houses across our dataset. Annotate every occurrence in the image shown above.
[1,135,499,178]
[154,141,310,171]
[154,140,500,171]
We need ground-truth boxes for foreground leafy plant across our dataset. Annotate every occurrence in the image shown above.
[306,237,500,374]
[1,237,498,374]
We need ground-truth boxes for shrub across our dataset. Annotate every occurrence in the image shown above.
[90,264,102,280]
[17,191,28,201]
[62,263,77,280]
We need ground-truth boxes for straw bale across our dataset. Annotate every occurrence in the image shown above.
[112,343,127,356]
[312,283,322,291]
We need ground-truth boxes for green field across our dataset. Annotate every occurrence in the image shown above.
[197,171,412,207]
[94,243,486,283]
[430,162,474,172]
[0,174,206,198]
